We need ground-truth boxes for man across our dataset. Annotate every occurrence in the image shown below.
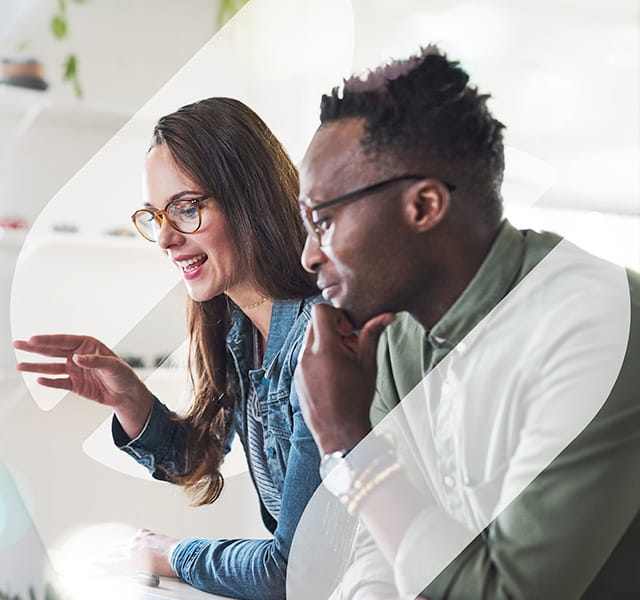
[293,46,640,599]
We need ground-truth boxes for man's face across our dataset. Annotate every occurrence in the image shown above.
[299,118,414,328]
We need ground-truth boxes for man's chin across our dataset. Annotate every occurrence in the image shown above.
[337,303,375,331]
[334,298,398,331]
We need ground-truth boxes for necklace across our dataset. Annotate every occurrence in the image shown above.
[242,296,269,310]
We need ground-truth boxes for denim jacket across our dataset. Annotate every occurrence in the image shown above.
[112,296,323,600]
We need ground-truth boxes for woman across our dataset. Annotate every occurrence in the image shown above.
[14,98,321,600]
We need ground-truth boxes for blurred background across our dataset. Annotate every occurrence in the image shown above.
[0,0,638,596]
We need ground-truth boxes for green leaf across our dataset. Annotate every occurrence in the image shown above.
[63,54,76,79]
[73,76,83,98]
[58,0,66,13]
[72,0,87,3]
[217,0,249,27]
[62,54,83,98]
[51,14,67,39]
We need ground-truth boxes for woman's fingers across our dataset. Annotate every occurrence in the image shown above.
[72,353,120,372]
[13,339,77,358]
[16,361,69,375]
[13,334,108,358]
[18,334,88,348]
[36,376,73,390]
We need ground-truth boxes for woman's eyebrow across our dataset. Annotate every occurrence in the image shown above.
[170,190,202,201]
[143,190,203,210]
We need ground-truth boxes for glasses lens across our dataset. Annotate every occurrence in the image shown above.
[133,210,160,241]
[167,199,200,233]
[299,205,319,241]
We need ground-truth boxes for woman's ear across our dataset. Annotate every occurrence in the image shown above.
[402,179,451,233]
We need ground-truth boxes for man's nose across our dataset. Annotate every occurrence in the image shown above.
[300,234,326,273]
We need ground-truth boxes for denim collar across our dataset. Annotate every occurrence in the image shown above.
[227,298,304,377]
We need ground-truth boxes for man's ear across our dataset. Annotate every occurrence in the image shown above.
[402,179,451,233]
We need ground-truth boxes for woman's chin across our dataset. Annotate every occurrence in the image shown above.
[184,284,223,303]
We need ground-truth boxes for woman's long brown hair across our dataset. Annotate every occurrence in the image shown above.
[151,98,316,506]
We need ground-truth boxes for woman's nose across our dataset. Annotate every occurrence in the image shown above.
[156,217,184,250]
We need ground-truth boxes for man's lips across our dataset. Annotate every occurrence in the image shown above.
[320,282,339,300]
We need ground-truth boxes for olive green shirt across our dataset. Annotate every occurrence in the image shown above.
[340,220,640,599]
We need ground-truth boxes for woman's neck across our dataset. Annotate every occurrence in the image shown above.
[245,300,273,349]
[226,288,273,349]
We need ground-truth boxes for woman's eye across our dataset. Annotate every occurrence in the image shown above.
[172,201,199,218]
[179,206,198,217]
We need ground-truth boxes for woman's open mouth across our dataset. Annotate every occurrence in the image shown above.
[176,254,208,279]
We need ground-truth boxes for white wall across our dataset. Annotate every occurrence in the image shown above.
[0,0,638,585]
[1,0,268,575]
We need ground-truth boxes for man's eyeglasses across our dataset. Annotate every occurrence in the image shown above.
[131,196,209,242]
[299,174,455,245]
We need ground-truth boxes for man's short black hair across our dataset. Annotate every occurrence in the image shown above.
[320,45,506,224]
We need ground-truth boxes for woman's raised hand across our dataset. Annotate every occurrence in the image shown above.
[13,334,154,439]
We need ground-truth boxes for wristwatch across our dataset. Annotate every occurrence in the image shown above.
[319,449,355,496]
[319,433,396,497]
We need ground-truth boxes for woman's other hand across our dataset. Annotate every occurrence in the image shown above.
[97,528,179,578]
[14,334,153,439]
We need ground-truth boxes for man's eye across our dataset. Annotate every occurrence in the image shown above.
[313,216,332,232]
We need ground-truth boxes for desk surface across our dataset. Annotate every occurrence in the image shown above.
[137,576,235,600]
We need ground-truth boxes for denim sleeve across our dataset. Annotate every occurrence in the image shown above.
[170,354,322,599]
[112,395,189,480]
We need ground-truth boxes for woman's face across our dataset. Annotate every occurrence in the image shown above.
[143,144,246,302]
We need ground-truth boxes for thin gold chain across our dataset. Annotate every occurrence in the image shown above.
[242,297,269,310]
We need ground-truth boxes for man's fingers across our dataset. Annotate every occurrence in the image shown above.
[17,362,68,375]
[310,303,353,351]
[358,313,395,371]
[299,317,315,362]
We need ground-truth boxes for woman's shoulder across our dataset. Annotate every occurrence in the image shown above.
[272,294,323,359]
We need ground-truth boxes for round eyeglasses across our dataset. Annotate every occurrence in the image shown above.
[131,196,208,242]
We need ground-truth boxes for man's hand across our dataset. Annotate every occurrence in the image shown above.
[295,303,395,454]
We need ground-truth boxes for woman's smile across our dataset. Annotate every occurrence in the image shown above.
[173,253,209,279]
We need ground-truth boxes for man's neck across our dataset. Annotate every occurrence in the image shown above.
[409,225,501,331]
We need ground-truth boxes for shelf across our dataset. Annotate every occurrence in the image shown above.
[0,81,50,110]
[0,228,28,247]
[18,231,154,251]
